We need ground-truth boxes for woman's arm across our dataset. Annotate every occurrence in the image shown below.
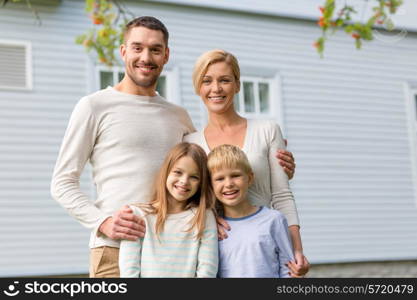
[268,123,309,276]
[268,123,299,226]
[275,148,296,180]
[288,225,310,277]
[273,214,295,278]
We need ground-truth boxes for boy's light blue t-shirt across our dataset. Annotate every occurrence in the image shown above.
[218,206,294,278]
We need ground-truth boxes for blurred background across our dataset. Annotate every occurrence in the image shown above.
[1,0,417,277]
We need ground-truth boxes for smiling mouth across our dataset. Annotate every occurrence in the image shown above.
[135,65,157,73]
[175,185,190,193]
[208,96,226,102]
[222,190,239,198]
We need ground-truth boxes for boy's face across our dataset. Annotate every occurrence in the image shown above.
[211,166,253,208]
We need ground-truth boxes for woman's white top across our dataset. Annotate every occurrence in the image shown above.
[184,119,299,226]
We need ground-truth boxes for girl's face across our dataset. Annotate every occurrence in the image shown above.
[166,156,201,212]
[199,61,239,115]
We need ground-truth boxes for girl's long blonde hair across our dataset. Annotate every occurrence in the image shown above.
[140,142,214,239]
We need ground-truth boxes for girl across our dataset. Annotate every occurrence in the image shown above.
[119,142,218,277]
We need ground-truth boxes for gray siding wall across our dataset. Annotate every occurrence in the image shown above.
[136,1,417,263]
[0,0,91,276]
[1,0,416,276]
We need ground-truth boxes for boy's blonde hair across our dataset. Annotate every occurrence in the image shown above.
[207,144,253,175]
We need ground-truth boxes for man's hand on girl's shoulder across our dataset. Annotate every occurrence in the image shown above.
[99,205,146,240]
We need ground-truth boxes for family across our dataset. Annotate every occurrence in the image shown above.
[51,16,309,278]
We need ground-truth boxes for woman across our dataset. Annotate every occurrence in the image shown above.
[184,49,309,277]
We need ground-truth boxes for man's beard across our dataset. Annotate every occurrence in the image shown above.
[126,64,160,88]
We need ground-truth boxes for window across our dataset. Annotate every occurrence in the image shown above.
[96,65,179,103]
[233,76,279,120]
[0,40,32,90]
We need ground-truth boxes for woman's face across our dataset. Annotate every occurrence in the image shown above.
[199,61,239,114]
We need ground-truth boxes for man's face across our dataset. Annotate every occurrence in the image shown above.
[121,26,169,89]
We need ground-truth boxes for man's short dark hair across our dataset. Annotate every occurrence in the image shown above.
[124,16,169,46]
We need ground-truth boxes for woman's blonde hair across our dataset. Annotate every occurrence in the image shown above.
[192,49,240,95]
[139,142,214,240]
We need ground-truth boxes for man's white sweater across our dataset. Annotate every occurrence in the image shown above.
[51,87,195,248]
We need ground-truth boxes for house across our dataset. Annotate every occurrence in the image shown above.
[1,0,416,277]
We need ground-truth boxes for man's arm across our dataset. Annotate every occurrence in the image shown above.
[50,97,108,230]
[51,98,146,240]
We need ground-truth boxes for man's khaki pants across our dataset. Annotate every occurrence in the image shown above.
[89,246,120,278]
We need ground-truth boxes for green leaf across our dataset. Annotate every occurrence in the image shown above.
[86,0,95,12]
[366,16,377,27]
[324,0,335,18]
[75,34,86,44]
[355,38,362,49]
[97,35,109,45]
[362,28,373,40]
[344,25,354,33]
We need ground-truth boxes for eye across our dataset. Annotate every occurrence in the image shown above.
[191,175,200,180]
[151,48,161,54]
[214,177,224,181]
[220,79,231,83]
[202,79,211,84]
[173,170,181,175]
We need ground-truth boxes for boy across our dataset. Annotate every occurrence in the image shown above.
[207,144,294,278]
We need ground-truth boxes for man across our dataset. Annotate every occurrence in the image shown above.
[51,16,296,278]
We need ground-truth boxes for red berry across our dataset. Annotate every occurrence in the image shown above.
[318,17,326,27]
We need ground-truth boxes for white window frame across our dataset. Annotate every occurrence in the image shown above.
[404,83,417,207]
[236,76,273,117]
[163,66,181,105]
[236,73,284,130]
[0,39,32,91]
[95,65,124,90]
[95,65,180,105]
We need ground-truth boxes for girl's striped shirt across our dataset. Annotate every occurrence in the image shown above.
[119,206,218,278]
